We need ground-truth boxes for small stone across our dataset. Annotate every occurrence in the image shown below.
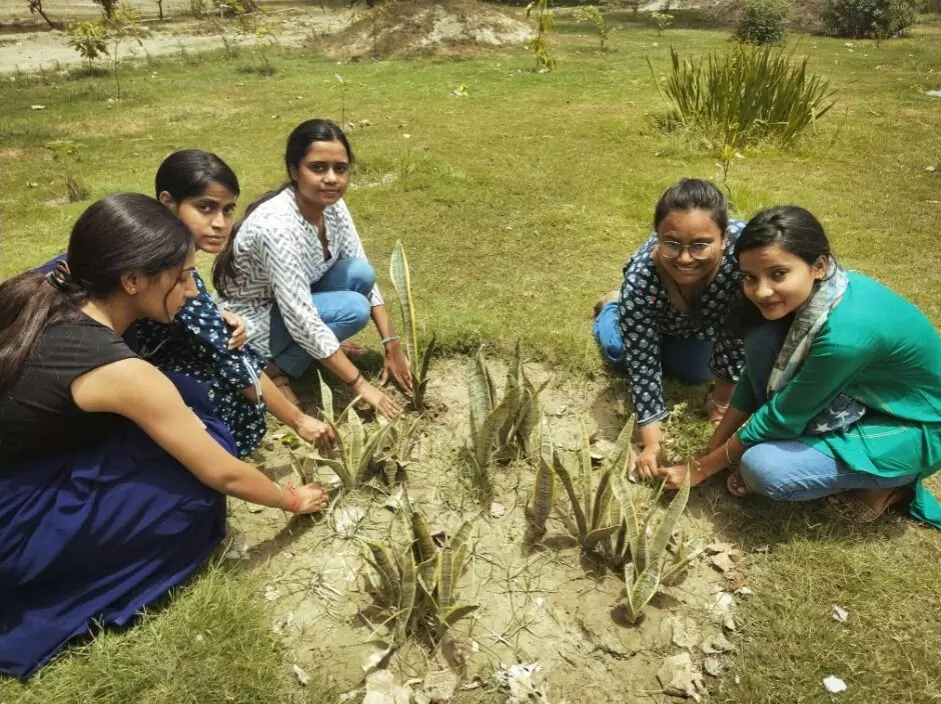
[823,675,847,693]
[293,664,310,686]
[703,656,723,677]
[701,632,735,654]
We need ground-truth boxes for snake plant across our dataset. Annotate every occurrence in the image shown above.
[390,240,436,411]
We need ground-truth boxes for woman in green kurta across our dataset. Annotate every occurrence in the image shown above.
[640,205,941,527]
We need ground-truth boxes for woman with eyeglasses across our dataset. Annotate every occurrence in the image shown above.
[593,179,746,478]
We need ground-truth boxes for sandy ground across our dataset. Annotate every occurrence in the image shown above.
[223,357,751,703]
[0,5,352,73]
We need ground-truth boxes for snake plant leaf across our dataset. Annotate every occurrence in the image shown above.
[633,522,651,575]
[661,539,705,586]
[646,469,691,575]
[395,545,418,643]
[451,521,474,554]
[318,456,355,489]
[530,457,555,534]
[366,542,401,605]
[578,420,593,526]
[604,414,636,475]
[624,562,663,624]
[505,339,523,393]
[441,603,479,627]
[318,371,334,424]
[590,469,612,532]
[537,415,554,467]
[584,524,621,550]
[417,558,437,595]
[474,385,521,468]
[436,546,455,611]
[609,469,641,547]
[348,407,365,472]
[551,452,588,542]
[411,510,437,565]
[468,352,493,441]
[476,347,497,410]
[355,420,395,482]
[389,240,419,369]
[414,333,437,408]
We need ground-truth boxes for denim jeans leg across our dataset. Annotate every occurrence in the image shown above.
[743,319,791,404]
[739,440,919,501]
[661,335,713,385]
[593,302,628,372]
[312,258,377,297]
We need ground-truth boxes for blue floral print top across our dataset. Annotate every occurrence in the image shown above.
[135,271,269,457]
[617,220,747,426]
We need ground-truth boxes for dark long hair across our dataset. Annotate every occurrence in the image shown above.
[728,205,832,333]
[155,149,241,201]
[653,178,729,234]
[0,193,193,394]
[212,119,353,296]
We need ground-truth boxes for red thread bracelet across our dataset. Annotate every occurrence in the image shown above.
[285,485,300,513]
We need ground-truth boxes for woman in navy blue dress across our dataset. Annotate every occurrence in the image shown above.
[134,150,334,457]
[0,194,329,679]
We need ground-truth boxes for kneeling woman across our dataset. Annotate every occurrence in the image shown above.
[0,194,329,679]
[650,206,941,527]
[594,179,746,478]
[213,119,411,418]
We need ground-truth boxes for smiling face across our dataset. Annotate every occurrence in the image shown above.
[289,140,351,211]
[127,246,199,323]
[739,244,828,320]
[160,181,238,255]
[655,208,727,286]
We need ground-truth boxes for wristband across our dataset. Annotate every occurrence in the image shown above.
[380,335,400,346]
[346,371,363,387]
[284,484,300,513]
[724,439,739,468]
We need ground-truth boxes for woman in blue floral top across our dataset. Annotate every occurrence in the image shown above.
[593,179,746,477]
[134,150,334,457]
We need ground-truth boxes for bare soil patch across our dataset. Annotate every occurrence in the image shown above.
[226,356,752,703]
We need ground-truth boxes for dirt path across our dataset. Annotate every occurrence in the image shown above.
[0,5,351,73]
[225,357,751,703]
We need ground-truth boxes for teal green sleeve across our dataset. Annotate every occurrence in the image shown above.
[731,367,757,414]
[738,326,876,445]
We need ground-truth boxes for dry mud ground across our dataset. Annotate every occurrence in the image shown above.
[225,357,753,703]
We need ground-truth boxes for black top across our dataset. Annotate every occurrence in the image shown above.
[0,315,137,468]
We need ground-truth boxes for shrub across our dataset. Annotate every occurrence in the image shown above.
[734,0,790,44]
[820,0,919,39]
[649,45,838,150]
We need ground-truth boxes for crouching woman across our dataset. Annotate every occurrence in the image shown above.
[648,205,941,527]
[0,194,329,679]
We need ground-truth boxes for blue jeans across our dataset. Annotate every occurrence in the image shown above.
[738,322,919,500]
[269,258,374,378]
[593,301,712,384]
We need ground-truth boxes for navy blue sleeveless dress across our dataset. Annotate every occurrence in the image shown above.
[0,316,235,679]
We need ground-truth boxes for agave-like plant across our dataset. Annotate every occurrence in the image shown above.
[314,372,395,488]
[389,240,437,411]
[363,500,478,645]
[377,415,422,486]
[467,342,546,471]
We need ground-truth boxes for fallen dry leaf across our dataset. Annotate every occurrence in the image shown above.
[292,664,309,686]
[823,675,848,693]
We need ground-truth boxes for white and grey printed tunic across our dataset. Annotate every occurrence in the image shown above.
[218,188,383,360]
[618,220,746,426]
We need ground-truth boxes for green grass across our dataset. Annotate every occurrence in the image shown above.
[2,11,941,703]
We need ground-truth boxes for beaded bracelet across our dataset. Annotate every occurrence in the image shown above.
[380,335,400,346]
[346,371,363,387]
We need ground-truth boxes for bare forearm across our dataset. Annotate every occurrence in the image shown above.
[639,420,663,451]
[319,349,361,385]
[694,431,746,481]
[708,406,750,450]
[255,373,303,429]
[370,304,396,340]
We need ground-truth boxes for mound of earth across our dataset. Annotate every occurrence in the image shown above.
[324,0,534,59]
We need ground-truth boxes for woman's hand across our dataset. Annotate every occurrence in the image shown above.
[634,444,661,480]
[380,340,413,393]
[353,376,401,419]
[293,414,335,451]
[289,482,330,514]
[658,463,705,492]
[593,289,620,317]
[221,310,247,350]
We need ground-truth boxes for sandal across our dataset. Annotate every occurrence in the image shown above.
[704,389,730,426]
[726,470,751,498]
[828,487,912,524]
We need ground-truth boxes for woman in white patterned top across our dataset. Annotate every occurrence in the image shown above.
[214,119,411,417]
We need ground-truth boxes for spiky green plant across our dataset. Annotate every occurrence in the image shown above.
[467,342,545,471]
[363,503,478,646]
[314,372,395,488]
[525,416,556,540]
[378,415,422,486]
[389,240,437,411]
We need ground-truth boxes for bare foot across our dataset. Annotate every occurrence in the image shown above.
[828,486,911,523]
[340,340,367,359]
[271,374,301,405]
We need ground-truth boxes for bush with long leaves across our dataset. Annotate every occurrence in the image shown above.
[363,501,478,646]
[389,240,436,411]
[649,44,838,150]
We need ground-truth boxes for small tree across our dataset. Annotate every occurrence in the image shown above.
[573,5,614,52]
[820,0,919,39]
[526,0,556,71]
[67,21,109,71]
[27,0,57,29]
[651,10,674,35]
[734,0,790,44]
[105,4,144,97]
[154,0,164,20]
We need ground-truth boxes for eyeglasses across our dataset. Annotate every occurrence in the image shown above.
[659,240,716,261]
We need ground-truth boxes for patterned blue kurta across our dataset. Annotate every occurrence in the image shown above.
[617,221,747,426]
[135,272,269,457]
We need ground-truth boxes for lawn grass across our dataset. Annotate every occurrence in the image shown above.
[2,10,941,703]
